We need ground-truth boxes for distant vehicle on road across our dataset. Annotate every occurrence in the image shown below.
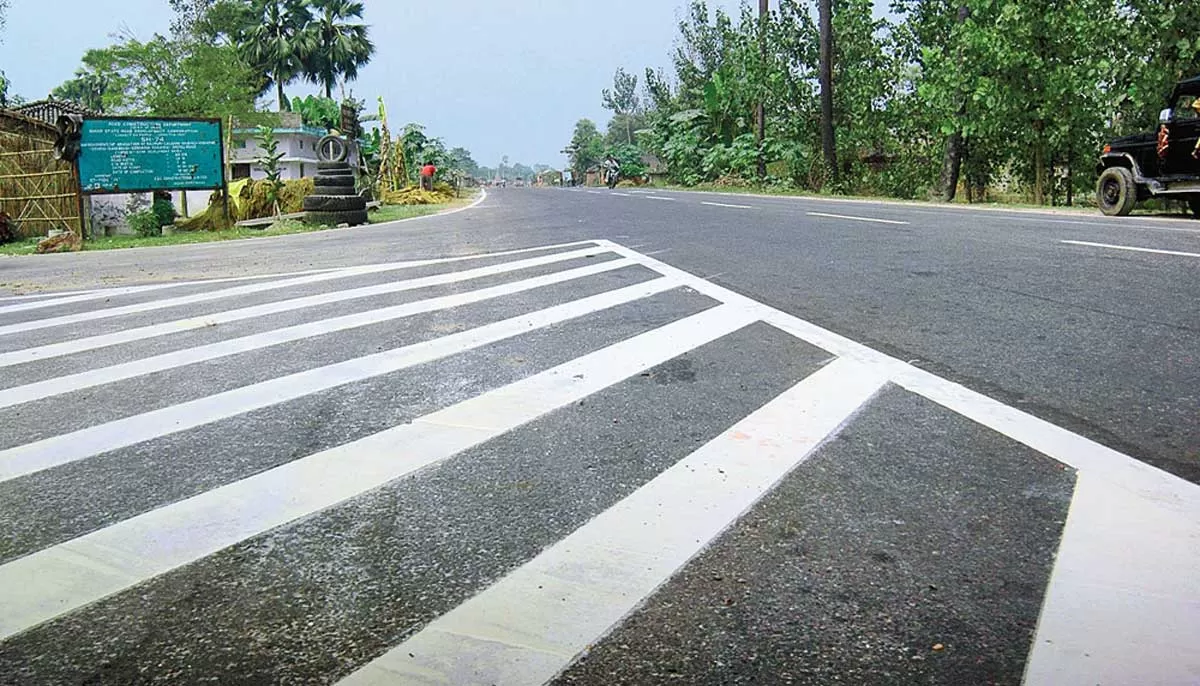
[513,178,525,188]
[1097,75,1200,217]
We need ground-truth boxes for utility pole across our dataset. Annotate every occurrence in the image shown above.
[755,0,768,181]
[818,0,838,186]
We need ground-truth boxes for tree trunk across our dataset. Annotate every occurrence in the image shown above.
[1033,137,1046,205]
[938,6,970,202]
[627,117,633,146]
[939,131,964,202]
[277,79,287,112]
[817,0,837,186]
[1066,146,1074,206]
[756,0,768,181]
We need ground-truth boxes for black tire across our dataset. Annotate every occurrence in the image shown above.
[318,161,352,172]
[1188,196,1200,219]
[1096,166,1137,217]
[313,183,357,196]
[304,209,369,226]
[303,195,368,212]
[317,135,349,163]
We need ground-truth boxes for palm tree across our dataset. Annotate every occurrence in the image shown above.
[245,0,314,111]
[304,0,374,99]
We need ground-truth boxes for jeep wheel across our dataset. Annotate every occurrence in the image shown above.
[1096,167,1137,217]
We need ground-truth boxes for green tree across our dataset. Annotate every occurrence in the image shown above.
[288,94,340,129]
[245,0,314,111]
[602,67,641,145]
[448,147,479,177]
[304,0,375,99]
[255,126,286,218]
[564,119,605,180]
[52,69,113,112]
[77,35,261,120]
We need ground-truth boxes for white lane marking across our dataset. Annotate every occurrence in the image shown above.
[645,196,676,201]
[643,249,672,257]
[0,246,608,368]
[610,192,633,197]
[701,201,754,209]
[597,239,1200,686]
[806,211,909,225]
[0,304,758,642]
[628,190,656,195]
[0,289,99,303]
[587,191,604,195]
[0,278,677,484]
[1060,239,1200,259]
[0,259,635,410]
[340,358,884,686]
[0,269,341,317]
[0,240,601,338]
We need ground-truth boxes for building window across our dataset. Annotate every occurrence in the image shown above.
[300,163,306,178]
[232,164,251,180]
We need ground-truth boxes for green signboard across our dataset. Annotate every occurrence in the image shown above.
[78,118,224,194]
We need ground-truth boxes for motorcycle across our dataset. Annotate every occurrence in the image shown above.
[605,167,620,189]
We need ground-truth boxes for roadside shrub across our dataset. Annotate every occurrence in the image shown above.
[152,198,176,229]
[0,211,15,244]
[127,208,162,237]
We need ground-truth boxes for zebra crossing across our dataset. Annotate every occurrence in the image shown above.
[1,240,1198,685]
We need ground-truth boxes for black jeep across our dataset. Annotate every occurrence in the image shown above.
[1097,75,1200,217]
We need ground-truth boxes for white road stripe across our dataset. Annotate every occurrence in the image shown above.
[340,358,884,686]
[587,191,604,195]
[0,259,635,410]
[701,201,754,209]
[0,241,600,338]
[0,278,676,484]
[645,196,676,201]
[0,303,758,642]
[599,239,1200,686]
[0,247,609,368]
[0,268,341,317]
[1059,239,1200,258]
[806,211,909,225]
[609,192,633,197]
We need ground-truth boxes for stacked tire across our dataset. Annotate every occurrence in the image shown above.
[304,138,367,226]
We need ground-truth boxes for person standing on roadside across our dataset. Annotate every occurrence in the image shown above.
[420,161,437,191]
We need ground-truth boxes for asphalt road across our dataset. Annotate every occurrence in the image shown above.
[0,188,1197,685]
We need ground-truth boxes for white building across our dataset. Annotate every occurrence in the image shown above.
[229,112,326,181]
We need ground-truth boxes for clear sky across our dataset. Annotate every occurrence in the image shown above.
[0,0,887,169]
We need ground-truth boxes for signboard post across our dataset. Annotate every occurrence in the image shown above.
[77,118,226,196]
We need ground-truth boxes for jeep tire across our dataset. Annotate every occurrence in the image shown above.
[304,209,369,227]
[1097,166,1137,217]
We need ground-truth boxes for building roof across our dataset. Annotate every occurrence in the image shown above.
[12,99,99,126]
[233,126,328,138]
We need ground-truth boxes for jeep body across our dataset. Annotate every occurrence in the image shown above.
[1097,75,1200,217]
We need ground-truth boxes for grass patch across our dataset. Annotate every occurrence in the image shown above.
[0,192,479,256]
